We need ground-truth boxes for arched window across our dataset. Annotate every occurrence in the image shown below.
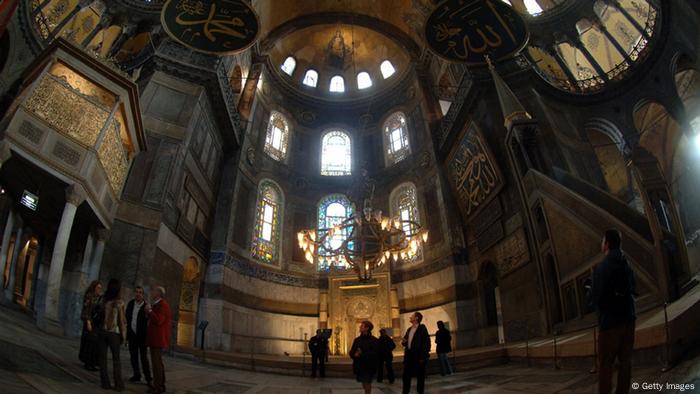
[380,60,396,79]
[264,111,290,161]
[357,72,372,89]
[321,130,352,176]
[524,0,543,15]
[281,56,296,76]
[390,183,422,262]
[252,180,283,265]
[303,69,318,87]
[317,194,354,271]
[330,75,345,92]
[383,112,411,165]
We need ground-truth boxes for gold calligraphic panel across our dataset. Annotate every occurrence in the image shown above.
[425,0,528,65]
[24,75,108,148]
[98,119,129,194]
[161,0,259,55]
[447,122,503,221]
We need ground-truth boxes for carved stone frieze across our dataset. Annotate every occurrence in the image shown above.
[494,228,529,277]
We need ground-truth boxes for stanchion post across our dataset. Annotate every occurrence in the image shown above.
[250,337,256,371]
[553,332,559,370]
[590,326,597,374]
[302,332,308,377]
[662,302,672,372]
[525,333,531,367]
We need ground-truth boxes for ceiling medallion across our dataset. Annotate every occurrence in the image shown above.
[424,0,528,65]
[161,0,259,55]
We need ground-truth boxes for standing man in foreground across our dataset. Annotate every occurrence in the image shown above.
[146,286,171,394]
[590,229,636,394]
[308,329,328,378]
[126,286,151,384]
[401,312,430,394]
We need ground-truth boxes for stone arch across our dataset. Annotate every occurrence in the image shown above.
[478,262,499,327]
[671,65,700,260]
[633,100,682,178]
[176,256,201,348]
[584,119,641,208]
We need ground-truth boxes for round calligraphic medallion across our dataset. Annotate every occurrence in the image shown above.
[161,0,259,55]
[425,0,529,65]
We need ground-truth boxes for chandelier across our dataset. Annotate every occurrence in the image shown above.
[297,175,428,281]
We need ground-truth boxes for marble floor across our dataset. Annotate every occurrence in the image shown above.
[0,305,699,393]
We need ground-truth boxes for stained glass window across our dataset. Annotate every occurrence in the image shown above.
[264,111,290,161]
[252,180,283,264]
[380,60,396,79]
[317,194,354,271]
[390,183,421,262]
[321,130,352,176]
[281,56,296,76]
[383,112,411,165]
[357,72,372,89]
[303,69,318,87]
[330,75,345,92]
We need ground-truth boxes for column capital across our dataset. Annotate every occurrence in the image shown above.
[95,228,110,241]
[65,184,86,206]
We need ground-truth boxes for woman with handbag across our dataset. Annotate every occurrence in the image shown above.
[79,280,103,371]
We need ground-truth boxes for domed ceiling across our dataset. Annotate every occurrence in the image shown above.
[254,0,430,51]
[268,24,411,98]
[255,0,431,100]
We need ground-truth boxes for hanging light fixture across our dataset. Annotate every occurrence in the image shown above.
[297,207,427,281]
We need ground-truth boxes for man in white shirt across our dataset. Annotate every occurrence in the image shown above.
[125,286,151,384]
[401,312,430,394]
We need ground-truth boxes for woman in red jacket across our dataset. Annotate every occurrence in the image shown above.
[146,286,171,394]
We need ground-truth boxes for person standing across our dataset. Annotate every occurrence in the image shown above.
[146,286,171,394]
[126,286,151,384]
[401,312,430,394]
[350,321,379,394]
[435,321,453,376]
[79,280,102,371]
[308,329,328,378]
[98,279,127,391]
[376,328,396,383]
[590,229,636,394]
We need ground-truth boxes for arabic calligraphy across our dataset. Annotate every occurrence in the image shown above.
[161,0,259,55]
[425,0,528,64]
[448,123,502,218]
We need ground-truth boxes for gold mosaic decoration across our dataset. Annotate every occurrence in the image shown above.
[97,119,129,194]
[24,75,108,148]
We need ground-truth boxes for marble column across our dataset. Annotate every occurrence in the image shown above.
[0,210,15,299]
[42,185,85,325]
[88,228,108,282]
[4,221,23,302]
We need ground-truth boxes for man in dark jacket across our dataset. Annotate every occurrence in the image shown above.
[126,286,151,383]
[377,328,396,383]
[590,229,636,394]
[308,329,328,378]
[401,312,430,394]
